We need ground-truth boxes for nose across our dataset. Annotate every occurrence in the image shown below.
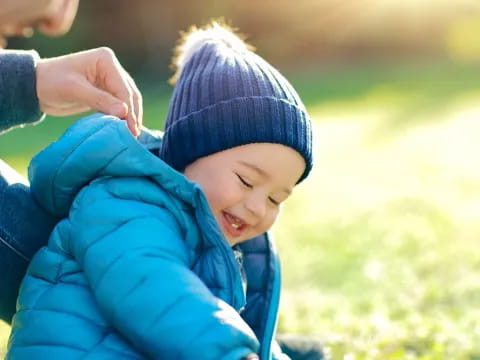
[244,193,267,221]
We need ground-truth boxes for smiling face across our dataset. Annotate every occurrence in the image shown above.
[183,143,305,246]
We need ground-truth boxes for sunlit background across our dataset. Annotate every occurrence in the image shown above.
[2,1,480,358]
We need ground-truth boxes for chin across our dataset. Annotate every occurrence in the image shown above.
[225,236,239,247]
[224,235,243,247]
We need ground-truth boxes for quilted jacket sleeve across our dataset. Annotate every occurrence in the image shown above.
[67,179,260,360]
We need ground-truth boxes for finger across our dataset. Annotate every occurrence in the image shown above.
[72,79,129,120]
[119,75,138,136]
[124,70,143,132]
[96,49,138,135]
[117,70,139,136]
[115,71,138,136]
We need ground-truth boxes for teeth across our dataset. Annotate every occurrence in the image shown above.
[225,212,243,229]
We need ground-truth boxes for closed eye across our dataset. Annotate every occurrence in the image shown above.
[268,197,280,206]
[236,174,253,188]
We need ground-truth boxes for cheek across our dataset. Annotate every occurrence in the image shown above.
[201,178,241,213]
[255,210,279,234]
[202,188,223,213]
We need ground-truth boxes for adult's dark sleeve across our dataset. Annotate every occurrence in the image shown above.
[0,50,45,134]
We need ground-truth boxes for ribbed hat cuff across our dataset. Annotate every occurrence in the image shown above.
[160,96,312,183]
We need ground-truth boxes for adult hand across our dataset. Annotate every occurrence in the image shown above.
[36,47,143,136]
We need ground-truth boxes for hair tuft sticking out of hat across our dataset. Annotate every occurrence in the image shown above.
[170,21,254,85]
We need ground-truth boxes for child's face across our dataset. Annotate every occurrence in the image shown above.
[184,143,305,246]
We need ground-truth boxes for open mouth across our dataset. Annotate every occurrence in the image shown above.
[221,211,247,237]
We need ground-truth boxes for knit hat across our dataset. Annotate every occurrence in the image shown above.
[159,22,313,183]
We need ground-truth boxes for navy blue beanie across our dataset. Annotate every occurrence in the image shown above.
[159,22,313,183]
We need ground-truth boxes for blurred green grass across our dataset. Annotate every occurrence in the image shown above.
[2,59,480,359]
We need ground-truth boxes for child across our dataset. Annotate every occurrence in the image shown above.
[7,22,313,359]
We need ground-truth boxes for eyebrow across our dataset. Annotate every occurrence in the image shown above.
[238,161,292,196]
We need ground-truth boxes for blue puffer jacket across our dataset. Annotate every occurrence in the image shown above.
[7,114,286,360]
